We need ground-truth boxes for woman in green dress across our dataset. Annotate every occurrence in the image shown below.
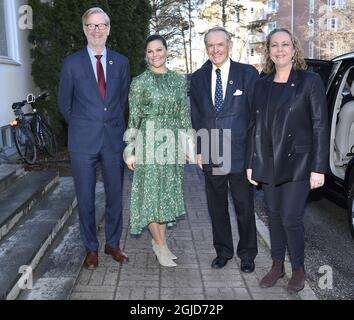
[124,35,192,267]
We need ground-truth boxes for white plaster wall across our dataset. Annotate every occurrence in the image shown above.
[0,0,37,128]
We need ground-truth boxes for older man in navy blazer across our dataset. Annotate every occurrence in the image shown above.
[190,27,258,272]
[59,7,130,269]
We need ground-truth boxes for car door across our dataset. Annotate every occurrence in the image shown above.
[305,59,334,93]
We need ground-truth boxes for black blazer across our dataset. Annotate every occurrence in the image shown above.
[190,59,259,173]
[246,69,329,185]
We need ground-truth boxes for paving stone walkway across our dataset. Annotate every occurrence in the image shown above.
[70,165,307,300]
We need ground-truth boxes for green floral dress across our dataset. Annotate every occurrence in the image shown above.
[126,69,192,235]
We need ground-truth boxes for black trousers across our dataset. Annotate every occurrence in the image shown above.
[262,180,310,269]
[204,171,258,261]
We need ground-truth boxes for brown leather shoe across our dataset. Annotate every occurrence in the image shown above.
[260,259,285,288]
[287,266,306,293]
[104,244,129,263]
[83,251,98,270]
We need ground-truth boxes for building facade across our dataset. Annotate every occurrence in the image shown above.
[0,0,37,155]
[245,0,354,67]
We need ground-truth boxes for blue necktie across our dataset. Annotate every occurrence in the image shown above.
[215,68,223,113]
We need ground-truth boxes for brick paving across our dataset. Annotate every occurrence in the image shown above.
[70,165,307,300]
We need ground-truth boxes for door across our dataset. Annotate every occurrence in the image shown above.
[305,59,334,92]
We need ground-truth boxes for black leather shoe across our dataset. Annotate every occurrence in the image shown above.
[241,260,255,273]
[211,256,229,269]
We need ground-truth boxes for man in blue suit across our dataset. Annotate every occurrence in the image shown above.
[190,27,258,272]
[59,7,130,269]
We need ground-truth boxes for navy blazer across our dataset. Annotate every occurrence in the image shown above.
[58,48,130,154]
[246,69,329,185]
[190,59,259,173]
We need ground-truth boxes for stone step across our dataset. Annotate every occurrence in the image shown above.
[18,182,105,300]
[0,177,77,300]
[0,171,58,242]
[0,165,25,193]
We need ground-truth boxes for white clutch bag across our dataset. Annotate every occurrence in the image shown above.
[179,130,196,163]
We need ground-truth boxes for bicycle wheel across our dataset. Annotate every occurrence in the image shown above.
[12,124,37,164]
[39,121,58,157]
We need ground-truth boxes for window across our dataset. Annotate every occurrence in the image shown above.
[250,48,254,57]
[268,0,276,12]
[309,41,314,58]
[309,0,315,14]
[0,0,8,57]
[328,0,346,9]
[0,0,20,64]
[327,17,338,30]
[336,0,346,9]
[328,41,335,50]
[268,21,277,32]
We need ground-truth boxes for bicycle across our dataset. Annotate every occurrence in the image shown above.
[10,93,58,164]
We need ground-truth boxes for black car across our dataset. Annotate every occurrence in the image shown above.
[306,52,354,240]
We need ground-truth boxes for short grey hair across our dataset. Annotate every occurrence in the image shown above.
[82,7,110,29]
[204,27,231,45]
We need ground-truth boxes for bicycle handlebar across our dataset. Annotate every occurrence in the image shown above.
[11,92,48,110]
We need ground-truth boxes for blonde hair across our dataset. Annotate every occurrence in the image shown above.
[263,28,307,74]
[82,7,110,29]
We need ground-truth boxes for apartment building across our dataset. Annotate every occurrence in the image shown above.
[245,0,354,67]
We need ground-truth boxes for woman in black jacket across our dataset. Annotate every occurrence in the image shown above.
[246,28,329,293]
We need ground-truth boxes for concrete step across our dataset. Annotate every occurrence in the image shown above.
[0,171,58,242]
[0,177,77,300]
[0,165,25,193]
[18,182,105,300]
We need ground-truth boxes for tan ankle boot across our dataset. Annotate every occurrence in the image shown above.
[152,239,177,260]
[287,266,306,293]
[152,243,177,267]
[260,259,285,288]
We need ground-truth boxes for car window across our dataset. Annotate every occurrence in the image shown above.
[328,61,342,93]
[305,59,333,91]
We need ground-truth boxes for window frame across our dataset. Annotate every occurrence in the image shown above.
[0,0,20,65]
[309,0,315,14]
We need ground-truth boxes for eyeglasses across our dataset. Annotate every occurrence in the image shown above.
[85,23,108,30]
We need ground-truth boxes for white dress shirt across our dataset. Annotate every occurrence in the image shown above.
[211,58,230,105]
[87,46,107,82]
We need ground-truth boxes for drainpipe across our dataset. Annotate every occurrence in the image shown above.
[291,0,294,33]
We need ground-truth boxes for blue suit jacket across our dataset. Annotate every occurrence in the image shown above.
[190,59,259,173]
[58,48,130,154]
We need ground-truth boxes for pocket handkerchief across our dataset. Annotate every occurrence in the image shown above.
[233,89,243,96]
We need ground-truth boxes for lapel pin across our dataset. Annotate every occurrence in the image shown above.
[291,83,295,87]
[109,60,114,65]
[229,80,234,85]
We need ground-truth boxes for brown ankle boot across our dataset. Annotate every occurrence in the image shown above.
[287,266,306,293]
[260,259,285,288]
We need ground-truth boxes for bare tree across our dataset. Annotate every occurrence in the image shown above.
[201,0,235,28]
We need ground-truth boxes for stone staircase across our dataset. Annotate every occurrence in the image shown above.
[0,164,105,300]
